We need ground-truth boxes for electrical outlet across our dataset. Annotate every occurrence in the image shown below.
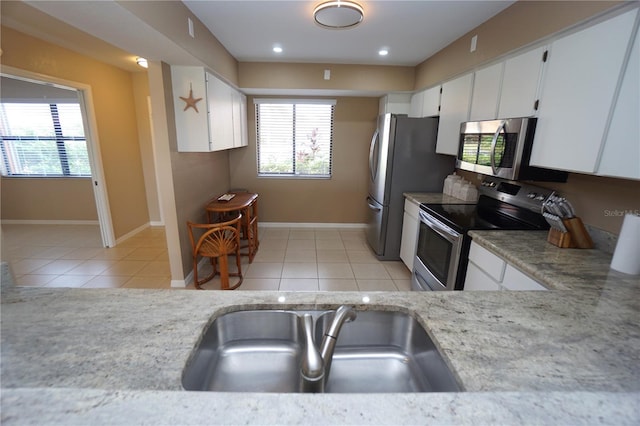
[470,35,477,52]
[324,69,331,80]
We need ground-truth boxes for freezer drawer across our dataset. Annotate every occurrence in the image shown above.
[366,196,387,257]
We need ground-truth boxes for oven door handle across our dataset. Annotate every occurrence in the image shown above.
[419,210,460,242]
[490,120,507,176]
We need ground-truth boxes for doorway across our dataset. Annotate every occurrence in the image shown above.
[0,69,114,248]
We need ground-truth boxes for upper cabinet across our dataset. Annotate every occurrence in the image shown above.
[530,8,638,174]
[597,22,640,179]
[172,66,247,152]
[409,85,441,118]
[469,47,546,121]
[469,62,503,121]
[379,93,411,116]
[435,73,473,156]
[498,46,546,119]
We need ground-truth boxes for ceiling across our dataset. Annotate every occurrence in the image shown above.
[4,0,515,73]
[184,1,515,66]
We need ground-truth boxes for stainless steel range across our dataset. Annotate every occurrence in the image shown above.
[412,176,554,291]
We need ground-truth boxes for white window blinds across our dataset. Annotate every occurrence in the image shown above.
[255,99,335,177]
[0,103,90,177]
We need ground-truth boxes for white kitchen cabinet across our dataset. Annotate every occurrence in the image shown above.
[597,23,640,180]
[421,85,441,117]
[530,8,638,174]
[469,62,503,121]
[171,66,210,152]
[464,240,547,291]
[231,90,248,148]
[464,263,502,291]
[436,73,473,156]
[410,86,441,118]
[399,199,420,270]
[498,46,546,119]
[379,93,411,116]
[206,72,235,151]
[409,91,424,118]
[172,66,246,152]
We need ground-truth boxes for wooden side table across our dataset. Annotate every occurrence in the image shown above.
[206,192,259,263]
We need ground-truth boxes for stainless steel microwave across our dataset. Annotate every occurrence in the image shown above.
[456,118,567,182]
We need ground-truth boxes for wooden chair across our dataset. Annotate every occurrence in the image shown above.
[187,213,243,290]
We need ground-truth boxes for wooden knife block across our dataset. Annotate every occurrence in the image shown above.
[547,217,594,249]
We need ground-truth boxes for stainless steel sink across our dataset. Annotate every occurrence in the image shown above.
[182,309,461,393]
[182,310,303,392]
[315,310,460,393]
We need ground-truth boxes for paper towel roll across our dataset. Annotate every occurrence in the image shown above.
[610,213,640,275]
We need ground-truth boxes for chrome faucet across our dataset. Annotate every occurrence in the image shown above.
[299,305,357,393]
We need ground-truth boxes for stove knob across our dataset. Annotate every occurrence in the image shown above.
[535,194,546,201]
[527,192,537,199]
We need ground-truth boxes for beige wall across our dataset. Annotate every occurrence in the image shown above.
[229,96,378,223]
[118,0,239,86]
[0,26,150,238]
[131,72,162,223]
[239,63,414,93]
[0,178,98,221]
[415,1,621,90]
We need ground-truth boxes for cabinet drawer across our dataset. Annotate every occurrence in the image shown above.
[468,242,506,282]
[404,199,420,219]
[502,265,547,291]
[464,262,502,291]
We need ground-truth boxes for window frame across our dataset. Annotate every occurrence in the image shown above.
[254,98,336,179]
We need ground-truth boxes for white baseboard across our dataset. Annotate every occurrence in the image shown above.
[115,223,151,245]
[259,222,367,229]
[0,219,99,225]
[150,220,164,227]
[171,279,187,288]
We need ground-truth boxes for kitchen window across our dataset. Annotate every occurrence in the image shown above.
[255,99,335,178]
[0,102,91,177]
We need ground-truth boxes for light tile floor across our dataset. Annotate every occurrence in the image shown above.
[1,224,412,291]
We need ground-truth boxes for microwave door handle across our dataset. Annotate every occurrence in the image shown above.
[369,129,379,182]
[490,120,507,175]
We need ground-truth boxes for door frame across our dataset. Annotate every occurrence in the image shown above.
[1,66,116,248]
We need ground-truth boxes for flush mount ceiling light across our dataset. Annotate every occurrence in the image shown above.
[136,57,148,68]
[313,1,364,29]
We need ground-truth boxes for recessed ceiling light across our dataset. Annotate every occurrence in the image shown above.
[378,49,389,56]
[273,46,283,53]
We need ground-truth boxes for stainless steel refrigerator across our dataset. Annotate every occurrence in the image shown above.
[366,114,455,260]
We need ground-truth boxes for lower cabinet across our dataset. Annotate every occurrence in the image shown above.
[399,199,420,270]
[464,240,546,291]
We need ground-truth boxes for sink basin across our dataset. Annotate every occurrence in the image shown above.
[315,310,460,393]
[182,310,303,392]
[182,309,461,393]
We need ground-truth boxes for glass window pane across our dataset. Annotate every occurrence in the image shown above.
[256,101,333,177]
[0,102,90,177]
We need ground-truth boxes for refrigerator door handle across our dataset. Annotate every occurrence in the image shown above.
[368,128,379,182]
[366,197,381,211]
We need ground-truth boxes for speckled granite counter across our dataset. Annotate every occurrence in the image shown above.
[404,192,475,205]
[2,275,639,424]
[469,230,640,292]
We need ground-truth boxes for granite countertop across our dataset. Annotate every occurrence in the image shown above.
[2,231,640,424]
[404,192,476,205]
